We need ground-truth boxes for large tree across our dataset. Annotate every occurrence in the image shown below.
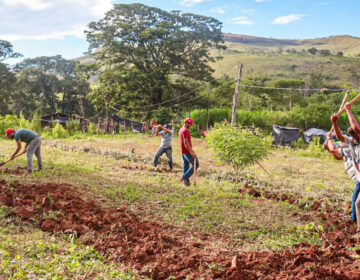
[13,55,92,117]
[85,3,225,118]
[0,40,21,114]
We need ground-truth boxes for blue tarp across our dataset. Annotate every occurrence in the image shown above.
[303,128,328,144]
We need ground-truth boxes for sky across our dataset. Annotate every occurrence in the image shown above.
[1,0,360,61]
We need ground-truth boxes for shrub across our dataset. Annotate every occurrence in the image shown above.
[52,122,69,138]
[206,123,269,171]
[30,113,42,133]
[87,122,97,134]
[65,120,80,136]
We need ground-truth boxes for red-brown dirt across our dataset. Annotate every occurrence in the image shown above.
[1,177,360,279]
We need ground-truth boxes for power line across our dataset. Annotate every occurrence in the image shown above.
[240,84,356,92]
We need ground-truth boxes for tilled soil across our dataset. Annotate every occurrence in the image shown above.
[1,176,360,279]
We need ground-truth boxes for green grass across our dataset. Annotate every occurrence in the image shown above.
[1,136,347,246]
[0,133,355,277]
[0,220,140,279]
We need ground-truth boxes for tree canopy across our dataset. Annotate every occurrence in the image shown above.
[85,3,225,118]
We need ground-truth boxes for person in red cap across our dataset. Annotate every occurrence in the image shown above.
[5,128,43,174]
[179,118,199,186]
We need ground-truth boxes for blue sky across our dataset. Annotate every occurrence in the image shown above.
[1,0,360,61]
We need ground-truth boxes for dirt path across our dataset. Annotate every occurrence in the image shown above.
[1,175,360,279]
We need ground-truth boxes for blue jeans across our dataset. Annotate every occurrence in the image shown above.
[181,154,199,179]
[351,181,360,221]
[153,146,172,169]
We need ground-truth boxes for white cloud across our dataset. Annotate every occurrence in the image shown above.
[3,0,52,11]
[230,16,254,25]
[180,0,207,7]
[273,14,304,25]
[0,0,113,41]
[210,7,225,14]
[243,9,255,14]
[255,0,267,2]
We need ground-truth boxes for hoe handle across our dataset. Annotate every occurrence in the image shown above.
[329,90,350,133]
[0,150,27,167]
[335,91,360,117]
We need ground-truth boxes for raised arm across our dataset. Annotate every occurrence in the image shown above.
[326,133,343,160]
[330,114,345,143]
[155,125,161,136]
[344,102,360,137]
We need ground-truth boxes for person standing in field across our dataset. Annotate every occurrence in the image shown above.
[5,128,43,174]
[153,124,174,170]
[179,118,199,186]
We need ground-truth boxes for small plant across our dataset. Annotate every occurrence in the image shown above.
[206,123,269,172]
[0,206,13,219]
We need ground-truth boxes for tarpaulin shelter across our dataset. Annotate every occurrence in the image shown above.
[41,113,88,128]
[272,125,300,146]
[112,115,143,132]
[303,128,328,144]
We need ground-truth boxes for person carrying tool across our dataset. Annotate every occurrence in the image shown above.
[179,118,199,186]
[153,124,173,170]
[329,110,360,236]
[4,128,43,174]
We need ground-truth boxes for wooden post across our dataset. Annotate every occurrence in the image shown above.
[123,121,127,136]
[131,121,134,133]
[231,64,243,125]
[97,118,101,136]
[206,86,211,131]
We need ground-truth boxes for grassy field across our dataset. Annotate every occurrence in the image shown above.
[211,46,360,87]
[0,133,356,278]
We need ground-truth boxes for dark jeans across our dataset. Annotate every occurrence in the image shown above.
[351,180,360,221]
[181,154,199,179]
[153,146,172,169]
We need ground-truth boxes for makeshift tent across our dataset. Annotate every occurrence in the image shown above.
[272,125,300,146]
[303,128,328,144]
[112,115,143,132]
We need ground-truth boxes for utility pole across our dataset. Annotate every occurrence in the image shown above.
[231,64,243,125]
[206,85,211,131]
[104,93,110,133]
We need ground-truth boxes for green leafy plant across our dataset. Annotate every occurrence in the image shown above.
[52,122,69,138]
[206,123,269,171]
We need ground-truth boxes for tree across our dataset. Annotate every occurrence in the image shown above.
[307,47,317,55]
[85,3,225,119]
[0,40,22,62]
[0,40,21,114]
[269,78,305,110]
[13,55,91,117]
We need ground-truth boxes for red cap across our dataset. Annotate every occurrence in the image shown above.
[185,118,194,125]
[5,129,15,137]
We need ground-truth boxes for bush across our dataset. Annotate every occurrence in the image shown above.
[65,120,80,136]
[30,113,42,133]
[0,115,20,136]
[52,123,69,138]
[206,123,269,171]
[87,122,97,134]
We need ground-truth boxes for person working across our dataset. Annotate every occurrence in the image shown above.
[153,124,174,171]
[5,128,43,174]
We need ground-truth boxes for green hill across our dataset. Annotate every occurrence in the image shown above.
[75,33,360,88]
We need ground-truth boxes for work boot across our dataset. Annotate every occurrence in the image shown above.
[182,178,190,186]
